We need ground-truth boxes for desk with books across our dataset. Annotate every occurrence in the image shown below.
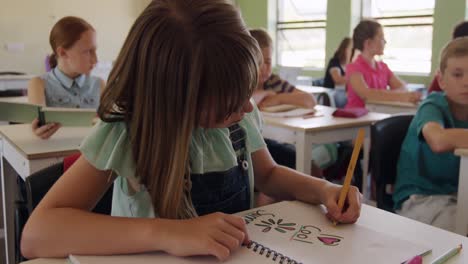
[455,148,468,236]
[20,201,468,264]
[261,105,389,201]
[0,124,92,264]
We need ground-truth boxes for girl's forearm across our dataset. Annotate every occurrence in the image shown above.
[21,208,170,258]
[257,165,328,204]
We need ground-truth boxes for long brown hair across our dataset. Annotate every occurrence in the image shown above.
[49,16,94,68]
[98,0,260,219]
[352,19,381,52]
[333,37,352,64]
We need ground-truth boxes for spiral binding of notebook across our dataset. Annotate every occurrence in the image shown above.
[246,241,302,264]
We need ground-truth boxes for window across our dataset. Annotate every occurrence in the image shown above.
[276,0,327,68]
[363,0,435,74]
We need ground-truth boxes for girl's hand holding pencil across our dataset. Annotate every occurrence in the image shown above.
[323,128,365,225]
[321,182,362,224]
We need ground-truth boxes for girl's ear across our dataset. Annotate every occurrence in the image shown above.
[437,70,446,91]
[56,46,67,59]
[363,39,371,51]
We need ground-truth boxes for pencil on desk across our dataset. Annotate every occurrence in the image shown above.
[430,244,462,264]
[333,128,365,226]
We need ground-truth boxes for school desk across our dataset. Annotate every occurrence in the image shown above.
[366,100,418,115]
[0,75,33,92]
[455,148,468,236]
[0,124,91,264]
[261,105,390,201]
[296,85,336,107]
[0,96,28,104]
[19,203,468,264]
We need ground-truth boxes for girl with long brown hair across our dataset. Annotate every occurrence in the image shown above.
[21,0,361,261]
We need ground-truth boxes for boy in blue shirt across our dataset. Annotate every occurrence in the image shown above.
[393,37,468,232]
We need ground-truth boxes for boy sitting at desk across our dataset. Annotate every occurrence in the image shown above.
[250,28,337,179]
[393,37,468,232]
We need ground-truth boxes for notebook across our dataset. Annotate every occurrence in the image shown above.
[69,201,429,264]
[261,104,316,118]
[0,101,96,126]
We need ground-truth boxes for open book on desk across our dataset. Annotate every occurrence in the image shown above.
[261,104,316,118]
[0,101,96,126]
[69,201,429,264]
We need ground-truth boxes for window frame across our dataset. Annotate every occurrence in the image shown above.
[362,1,434,74]
[275,0,328,69]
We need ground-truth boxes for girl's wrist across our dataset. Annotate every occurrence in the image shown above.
[147,218,174,253]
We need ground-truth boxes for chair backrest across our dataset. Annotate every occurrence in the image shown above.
[17,161,113,261]
[371,115,413,212]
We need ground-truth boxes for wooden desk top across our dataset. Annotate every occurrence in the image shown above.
[0,95,28,103]
[455,148,468,157]
[296,85,333,94]
[366,100,419,108]
[0,74,34,80]
[20,204,468,264]
[0,124,92,160]
[262,105,390,132]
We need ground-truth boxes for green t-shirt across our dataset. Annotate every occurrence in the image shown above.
[393,92,468,210]
[80,103,266,217]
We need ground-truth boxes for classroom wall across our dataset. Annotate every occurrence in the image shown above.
[236,0,467,85]
[0,0,150,75]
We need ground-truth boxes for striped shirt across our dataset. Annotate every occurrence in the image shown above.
[263,74,295,93]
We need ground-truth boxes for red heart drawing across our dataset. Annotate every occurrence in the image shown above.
[317,236,341,246]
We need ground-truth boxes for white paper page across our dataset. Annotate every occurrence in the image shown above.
[239,201,429,264]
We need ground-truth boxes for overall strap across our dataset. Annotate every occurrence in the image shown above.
[228,123,249,171]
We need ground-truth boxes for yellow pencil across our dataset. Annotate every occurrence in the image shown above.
[333,128,366,225]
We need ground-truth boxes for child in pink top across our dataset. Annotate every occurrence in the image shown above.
[345,20,421,108]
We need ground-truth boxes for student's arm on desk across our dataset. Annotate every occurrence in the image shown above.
[422,122,468,153]
[258,89,316,109]
[388,74,407,91]
[251,148,361,224]
[252,89,276,105]
[349,73,421,104]
[21,156,248,261]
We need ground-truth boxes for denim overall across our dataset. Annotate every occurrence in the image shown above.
[190,124,251,216]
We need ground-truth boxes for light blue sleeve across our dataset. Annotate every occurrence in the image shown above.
[241,102,266,154]
[79,120,137,180]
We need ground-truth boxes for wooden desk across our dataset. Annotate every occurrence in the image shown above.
[0,75,33,91]
[366,100,418,115]
[296,85,333,95]
[20,204,468,264]
[0,124,92,264]
[296,85,336,107]
[261,105,390,200]
[0,96,28,104]
[455,148,468,236]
